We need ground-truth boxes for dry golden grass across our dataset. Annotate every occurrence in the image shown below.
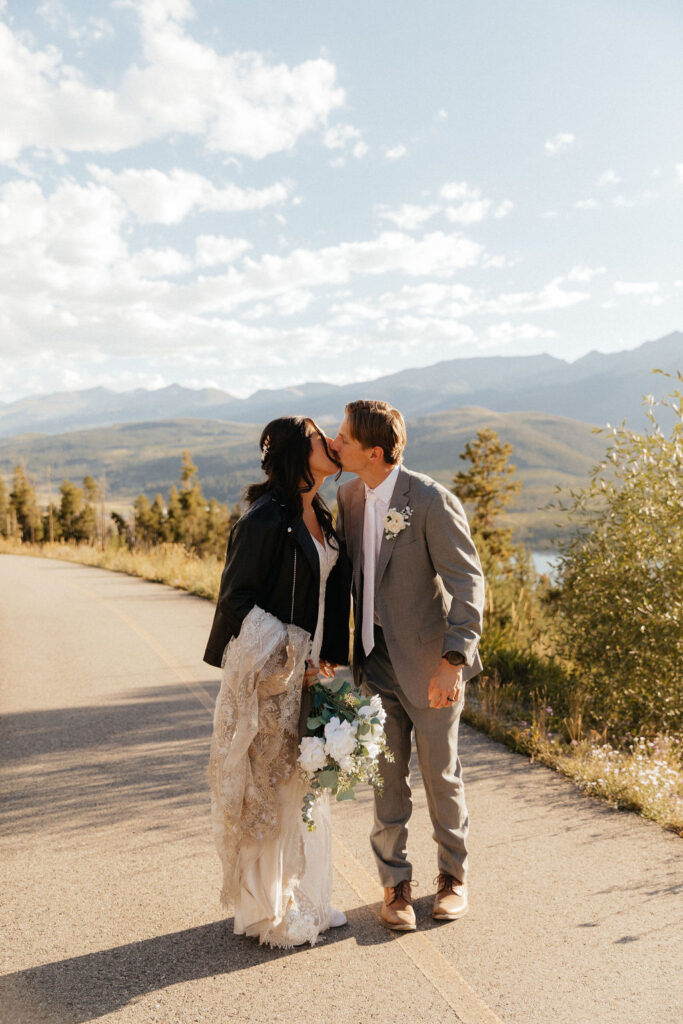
[465,678,683,836]
[3,537,681,835]
[0,537,222,601]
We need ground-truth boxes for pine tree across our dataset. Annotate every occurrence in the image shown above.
[452,427,521,565]
[77,475,99,543]
[150,495,167,542]
[83,475,99,503]
[166,484,183,543]
[58,480,84,540]
[0,476,9,538]
[42,503,63,542]
[10,465,43,542]
[177,450,209,552]
[452,429,544,654]
[204,497,230,558]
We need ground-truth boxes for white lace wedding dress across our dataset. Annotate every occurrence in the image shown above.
[209,533,339,948]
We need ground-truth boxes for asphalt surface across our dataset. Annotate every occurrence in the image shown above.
[1,554,681,1024]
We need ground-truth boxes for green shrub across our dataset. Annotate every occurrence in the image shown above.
[552,379,683,739]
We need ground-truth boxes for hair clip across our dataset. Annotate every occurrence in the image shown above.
[261,436,270,456]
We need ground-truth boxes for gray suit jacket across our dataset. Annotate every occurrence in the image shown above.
[337,466,485,707]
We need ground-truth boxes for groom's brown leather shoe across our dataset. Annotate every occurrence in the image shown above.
[432,873,468,920]
[381,880,416,931]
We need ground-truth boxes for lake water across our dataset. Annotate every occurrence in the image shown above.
[531,550,560,579]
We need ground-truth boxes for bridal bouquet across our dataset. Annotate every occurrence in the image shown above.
[297,677,393,830]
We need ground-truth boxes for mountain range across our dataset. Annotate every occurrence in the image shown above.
[0,407,608,547]
[1,332,680,438]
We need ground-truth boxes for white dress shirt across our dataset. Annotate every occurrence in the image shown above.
[362,465,399,655]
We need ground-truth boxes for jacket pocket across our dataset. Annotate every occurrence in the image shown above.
[393,533,417,548]
[418,619,445,644]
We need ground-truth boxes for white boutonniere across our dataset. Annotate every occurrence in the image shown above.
[383,505,413,541]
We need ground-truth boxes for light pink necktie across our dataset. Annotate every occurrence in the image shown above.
[362,490,380,656]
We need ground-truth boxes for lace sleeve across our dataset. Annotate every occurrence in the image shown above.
[208,606,311,906]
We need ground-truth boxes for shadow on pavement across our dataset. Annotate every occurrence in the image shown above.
[0,911,392,1024]
[0,684,218,837]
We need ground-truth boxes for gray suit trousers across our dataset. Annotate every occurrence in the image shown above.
[361,626,469,887]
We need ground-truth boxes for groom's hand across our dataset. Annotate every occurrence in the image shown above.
[428,660,463,709]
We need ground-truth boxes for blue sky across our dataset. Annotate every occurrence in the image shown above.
[0,0,681,402]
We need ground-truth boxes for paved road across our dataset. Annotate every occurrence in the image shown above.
[1,554,681,1024]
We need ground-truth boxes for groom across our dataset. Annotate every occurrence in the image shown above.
[331,400,485,931]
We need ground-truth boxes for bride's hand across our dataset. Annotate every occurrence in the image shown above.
[303,662,320,688]
[303,660,338,687]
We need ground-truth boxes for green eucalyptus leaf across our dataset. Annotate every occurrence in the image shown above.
[316,769,339,790]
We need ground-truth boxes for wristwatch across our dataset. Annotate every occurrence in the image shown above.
[443,650,465,667]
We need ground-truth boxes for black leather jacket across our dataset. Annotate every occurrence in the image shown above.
[203,490,351,668]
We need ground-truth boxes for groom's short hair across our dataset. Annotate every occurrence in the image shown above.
[345,400,406,464]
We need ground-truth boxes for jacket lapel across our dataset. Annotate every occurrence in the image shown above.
[375,466,411,593]
[347,480,366,573]
[294,518,320,594]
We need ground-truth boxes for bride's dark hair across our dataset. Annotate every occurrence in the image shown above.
[244,416,340,541]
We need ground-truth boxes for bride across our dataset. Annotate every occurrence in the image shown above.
[204,416,351,947]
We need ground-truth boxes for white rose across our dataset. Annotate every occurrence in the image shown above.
[356,704,373,719]
[324,716,358,765]
[337,752,356,773]
[361,737,382,761]
[384,510,404,534]
[298,736,327,775]
[370,694,387,726]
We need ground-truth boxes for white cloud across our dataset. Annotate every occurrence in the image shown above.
[329,272,588,326]
[324,123,368,158]
[0,172,487,379]
[0,178,127,268]
[384,145,407,160]
[567,265,606,282]
[612,195,634,208]
[130,247,192,277]
[440,181,492,224]
[195,235,252,267]
[494,200,514,219]
[613,281,660,296]
[324,124,357,149]
[573,198,598,210]
[89,166,290,224]
[676,164,683,184]
[482,254,514,269]
[491,277,590,315]
[445,199,491,224]
[378,203,439,231]
[331,283,475,327]
[440,182,473,202]
[0,7,344,161]
[38,1,113,45]
[544,132,576,156]
[185,231,484,315]
[275,290,314,316]
[596,169,621,187]
[485,322,558,345]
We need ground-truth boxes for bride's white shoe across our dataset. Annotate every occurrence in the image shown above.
[329,907,347,928]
